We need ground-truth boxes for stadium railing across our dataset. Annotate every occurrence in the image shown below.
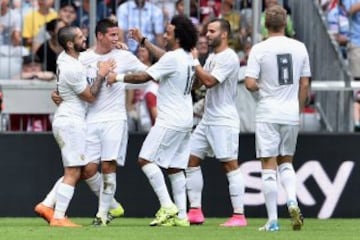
[288,0,353,132]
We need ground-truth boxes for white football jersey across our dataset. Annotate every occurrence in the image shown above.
[201,48,240,129]
[80,49,147,123]
[245,36,311,125]
[55,51,88,120]
[146,48,194,131]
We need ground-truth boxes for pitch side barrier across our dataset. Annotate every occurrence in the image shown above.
[0,133,358,218]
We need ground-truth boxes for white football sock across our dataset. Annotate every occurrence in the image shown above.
[42,176,63,208]
[54,182,74,219]
[262,169,278,222]
[185,166,203,209]
[84,172,101,197]
[278,163,297,205]
[169,171,187,219]
[142,163,173,208]
[226,168,245,214]
[97,173,117,219]
[84,171,119,210]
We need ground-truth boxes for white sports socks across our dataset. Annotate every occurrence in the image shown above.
[278,162,297,205]
[85,172,101,197]
[185,166,203,208]
[262,169,278,222]
[169,171,187,219]
[97,172,117,219]
[142,163,173,208]
[85,171,120,210]
[226,168,245,214]
[42,176,63,207]
[54,182,74,219]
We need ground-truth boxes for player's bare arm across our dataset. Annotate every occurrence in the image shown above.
[192,77,204,90]
[192,48,218,88]
[194,65,219,88]
[129,28,165,60]
[245,77,259,92]
[80,59,116,102]
[107,71,152,85]
[51,90,63,106]
[89,59,116,96]
[123,72,152,84]
[190,49,203,89]
[299,76,310,113]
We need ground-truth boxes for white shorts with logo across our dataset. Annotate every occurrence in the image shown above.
[255,122,299,158]
[52,116,87,167]
[86,120,128,166]
[139,125,191,169]
[190,122,239,161]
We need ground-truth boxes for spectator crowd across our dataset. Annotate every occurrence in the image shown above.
[1,0,343,132]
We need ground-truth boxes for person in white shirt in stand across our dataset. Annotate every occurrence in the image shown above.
[185,18,247,227]
[34,25,115,227]
[245,5,310,231]
[107,15,198,227]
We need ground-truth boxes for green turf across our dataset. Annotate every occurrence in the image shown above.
[0,218,358,240]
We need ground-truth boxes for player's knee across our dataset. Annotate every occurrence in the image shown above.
[138,158,150,167]
[167,167,182,175]
[188,155,201,168]
[221,160,239,173]
[101,160,117,174]
[64,167,82,185]
[81,163,98,180]
[277,155,293,165]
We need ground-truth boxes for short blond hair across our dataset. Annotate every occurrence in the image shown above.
[265,5,287,33]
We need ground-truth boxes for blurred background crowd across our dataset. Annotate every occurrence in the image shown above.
[0,0,357,132]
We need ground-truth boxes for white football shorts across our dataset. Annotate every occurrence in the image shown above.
[190,122,239,161]
[255,122,299,158]
[52,116,87,167]
[86,120,128,166]
[139,125,191,169]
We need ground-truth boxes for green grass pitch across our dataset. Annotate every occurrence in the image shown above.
[0,218,358,240]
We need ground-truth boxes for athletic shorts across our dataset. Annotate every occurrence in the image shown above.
[139,125,191,169]
[255,122,299,158]
[52,116,87,167]
[190,122,239,161]
[86,120,128,166]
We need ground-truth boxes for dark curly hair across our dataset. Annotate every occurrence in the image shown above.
[170,15,198,52]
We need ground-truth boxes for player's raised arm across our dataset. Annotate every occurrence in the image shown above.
[129,28,166,61]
